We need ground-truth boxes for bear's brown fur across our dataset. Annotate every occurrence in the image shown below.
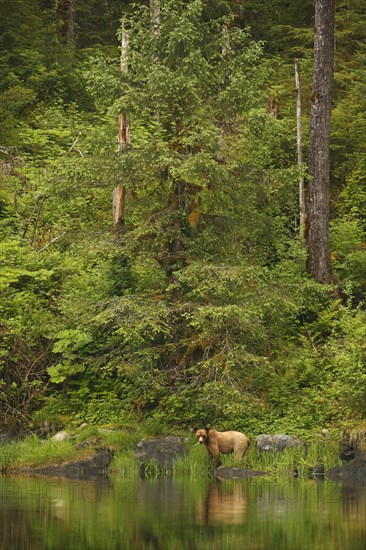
[195,427,250,467]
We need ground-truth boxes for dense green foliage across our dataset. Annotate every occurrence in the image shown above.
[1,0,365,434]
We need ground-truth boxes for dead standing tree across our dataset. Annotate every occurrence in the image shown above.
[113,22,131,229]
[113,2,159,229]
[295,60,305,240]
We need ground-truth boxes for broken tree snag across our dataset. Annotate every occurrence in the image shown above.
[267,89,279,118]
[113,22,131,230]
[118,113,131,153]
[113,113,131,229]
[295,60,305,240]
[306,0,336,283]
[113,183,126,232]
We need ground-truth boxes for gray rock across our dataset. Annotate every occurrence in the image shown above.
[135,436,187,469]
[0,430,18,446]
[340,450,355,462]
[51,430,69,442]
[326,456,366,486]
[23,451,112,479]
[340,428,366,458]
[213,467,269,479]
[255,434,303,453]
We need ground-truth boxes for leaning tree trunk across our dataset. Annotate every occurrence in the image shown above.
[57,0,76,46]
[306,0,336,283]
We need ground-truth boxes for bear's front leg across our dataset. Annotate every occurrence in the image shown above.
[208,444,221,467]
[214,457,221,468]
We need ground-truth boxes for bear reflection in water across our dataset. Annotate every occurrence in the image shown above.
[196,481,247,525]
[195,427,250,467]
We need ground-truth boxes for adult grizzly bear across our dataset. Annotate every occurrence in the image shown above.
[195,427,250,467]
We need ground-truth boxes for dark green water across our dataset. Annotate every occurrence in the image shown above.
[0,476,365,550]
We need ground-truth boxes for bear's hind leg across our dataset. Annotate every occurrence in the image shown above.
[234,442,249,462]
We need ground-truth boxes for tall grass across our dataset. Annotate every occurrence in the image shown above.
[111,451,173,480]
[0,435,75,471]
[220,438,341,477]
[110,437,341,480]
[99,428,142,451]
[173,443,211,479]
[110,450,139,478]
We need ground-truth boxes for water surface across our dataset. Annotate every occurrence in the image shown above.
[0,476,365,549]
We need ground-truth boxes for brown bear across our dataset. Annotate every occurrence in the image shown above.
[195,427,250,467]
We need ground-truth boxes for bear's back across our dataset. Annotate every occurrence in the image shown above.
[215,430,249,453]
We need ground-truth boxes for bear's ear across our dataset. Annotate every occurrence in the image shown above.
[205,426,210,433]
[193,427,198,432]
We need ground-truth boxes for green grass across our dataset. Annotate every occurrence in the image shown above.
[172,436,342,479]
[110,450,140,478]
[0,435,75,470]
[111,451,174,480]
[173,442,212,479]
[108,434,342,481]
[99,428,143,451]
[219,438,342,477]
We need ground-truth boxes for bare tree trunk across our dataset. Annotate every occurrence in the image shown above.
[57,0,76,46]
[306,0,336,283]
[150,0,160,124]
[150,0,160,34]
[113,23,131,229]
[295,60,305,240]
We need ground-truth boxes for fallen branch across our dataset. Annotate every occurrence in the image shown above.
[39,232,66,252]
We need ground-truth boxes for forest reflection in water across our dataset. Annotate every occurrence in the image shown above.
[0,475,365,550]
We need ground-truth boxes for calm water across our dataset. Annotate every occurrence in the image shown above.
[0,475,365,550]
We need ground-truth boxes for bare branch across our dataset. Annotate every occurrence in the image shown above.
[39,232,66,252]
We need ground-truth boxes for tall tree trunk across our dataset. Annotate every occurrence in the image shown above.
[113,23,131,229]
[295,60,305,240]
[306,0,336,283]
[57,0,76,46]
[150,0,160,122]
[150,0,160,34]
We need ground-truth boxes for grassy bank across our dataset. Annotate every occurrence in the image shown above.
[0,435,76,472]
[0,424,342,479]
[0,423,141,473]
[171,438,341,480]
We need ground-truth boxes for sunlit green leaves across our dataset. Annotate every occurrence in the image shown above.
[52,329,93,354]
[47,362,86,384]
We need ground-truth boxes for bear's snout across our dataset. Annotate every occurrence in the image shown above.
[198,437,204,443]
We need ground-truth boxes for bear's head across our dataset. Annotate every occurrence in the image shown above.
[195,427,209,444]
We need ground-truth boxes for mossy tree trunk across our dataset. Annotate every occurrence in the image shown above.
[57,0,76,46]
